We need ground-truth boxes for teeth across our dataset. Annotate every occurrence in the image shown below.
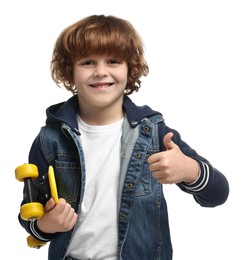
[94,84,109,88]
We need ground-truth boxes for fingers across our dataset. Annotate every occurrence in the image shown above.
[46,198,77,229]
[47,198,77,232]
[147,132,180,184]
[54,198,73,218]
[147,132,176,165]
[37,198,77,233]
[53,198,78,230]
[44,197,56,213]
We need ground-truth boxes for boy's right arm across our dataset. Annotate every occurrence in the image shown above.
[18,134,78,241]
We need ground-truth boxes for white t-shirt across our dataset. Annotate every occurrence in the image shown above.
[65,116,123,260]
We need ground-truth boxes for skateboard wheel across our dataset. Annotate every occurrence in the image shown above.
[27,235,46,248]
[20,202,44,220]
[15,164,39,181]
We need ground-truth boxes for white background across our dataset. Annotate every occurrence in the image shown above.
[1,0,244,259]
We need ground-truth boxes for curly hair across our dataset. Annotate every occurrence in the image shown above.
[51,15,149,95]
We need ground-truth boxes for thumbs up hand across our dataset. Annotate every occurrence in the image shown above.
[147,132,200,184]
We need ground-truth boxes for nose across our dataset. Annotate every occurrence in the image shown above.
[93,62,108,77]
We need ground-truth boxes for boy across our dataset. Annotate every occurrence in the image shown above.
[18,15,229,260]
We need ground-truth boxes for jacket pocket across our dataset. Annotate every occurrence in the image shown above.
[54,161,81,205]
[135,152,153,197]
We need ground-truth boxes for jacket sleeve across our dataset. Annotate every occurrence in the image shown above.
[159,122,229,207]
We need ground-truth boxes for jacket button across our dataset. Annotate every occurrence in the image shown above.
[135,153,141,158]
[143,126,150,132]
[121,213,126,220]
[127,183,133,189]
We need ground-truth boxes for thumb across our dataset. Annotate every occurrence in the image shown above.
[163,132,176,150]
[44,197,56,213]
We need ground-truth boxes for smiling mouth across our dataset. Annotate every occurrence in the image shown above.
[90,83,114,89]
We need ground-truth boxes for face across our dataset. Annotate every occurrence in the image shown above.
[73,55,128,112]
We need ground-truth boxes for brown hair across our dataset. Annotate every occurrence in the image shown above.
[51,15,149,95]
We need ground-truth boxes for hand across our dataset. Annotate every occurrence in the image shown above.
[36,198,78,234]
[147,132,199,184]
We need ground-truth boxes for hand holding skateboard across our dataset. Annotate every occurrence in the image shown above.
[15,164,59,248]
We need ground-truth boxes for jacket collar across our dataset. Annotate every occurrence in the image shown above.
[46,94,161,131]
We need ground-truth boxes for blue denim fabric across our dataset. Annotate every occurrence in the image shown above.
[18,95,229,260]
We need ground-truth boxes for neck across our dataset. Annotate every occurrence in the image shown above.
[78,105,124,126]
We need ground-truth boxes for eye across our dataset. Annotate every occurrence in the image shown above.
[79,59,94,66]
[107,59,121,65]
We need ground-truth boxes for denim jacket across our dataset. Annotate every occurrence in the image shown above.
[18,95,229,260]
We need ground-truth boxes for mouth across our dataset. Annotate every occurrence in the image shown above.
[90,83,114,89]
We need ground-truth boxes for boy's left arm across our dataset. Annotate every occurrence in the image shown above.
[172,131,229,207]
[177,160,229,207]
